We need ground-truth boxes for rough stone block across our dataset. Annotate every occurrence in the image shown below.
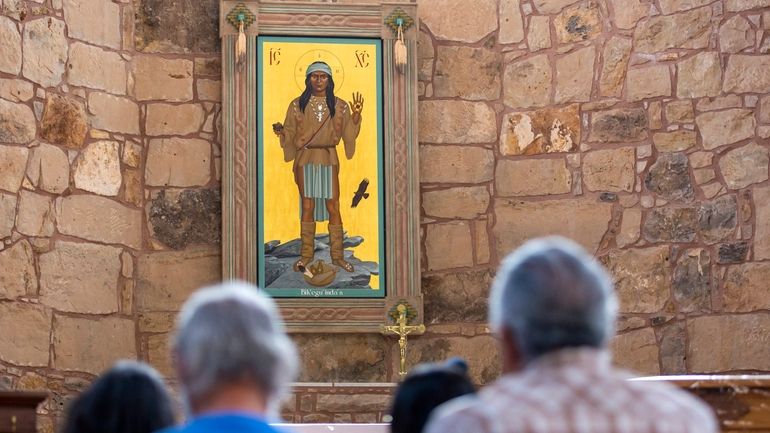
[723,55,770,93]
[133,56,193,102]
[582,147,635,192]
[599,36,632,98]
[643,207,698,242]
[425,221,474,270]
[420,146,494,184]
[88,92,140,135]
[659,0,712,13]
[658,321,687,374]
[422,186,489,219]
[616,208,642,248]
[0,302,51,367]
[0,240,37,299]
[317,394,390,413]
[56,195,142,249]
[672,248,711,312]
[53,316,136,375]
[146,334,172,377]
[22,18,67,87]
[499,0,524,44]
[419,101,497,144]
[0,78,33,103]
[148,189,221,249]
[134,0,222,53]
[0,16,21,75]
[63,0,120,49]
[607,0,647,29]
[653,131,696,152]
[433,45,501,101]
[400,335,499,384]
[420,0,497,43]
[677,52,722,98]
[27,143,70,194]
[0,193,16,239]
[626,65,671,101]
[135,248,221,311]
[696,95,742,112]
[555,46,594,103]
[145,103,205,136]
[39,94,88,149]
[0,99,36,144]
[423,270,492,323]
[0,145,29,193]
[688,314,770,372]
[754,186,770,260]
[611,327,660,375]
[645,153,694,201]
[16,190,54,237]
[527,15,551,52]
[292,334,387,382]
[533,0,581,14]
[196,79,220,102]
[500,104,579,155]
[74,140,122,196]
[67,42,126,94]
[493,198,612,255]
[719,15,755,53]
[723,262,770,312]
[607,246,671,314]
[39,241,121,314]
[725,0,770,13]
[554,2,602,44]
[664,100,694,123]
[719,142,769,190]
[698,195,738,244]
[633,6,712,53]
[589,108,647,143]
[503,54,552,109]
[145,138,211,187]
[496,158,571,196]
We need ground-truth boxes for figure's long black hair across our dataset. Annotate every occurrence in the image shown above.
[299,64,336,118]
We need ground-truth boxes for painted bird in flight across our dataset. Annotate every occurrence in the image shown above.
[351,178,370,208]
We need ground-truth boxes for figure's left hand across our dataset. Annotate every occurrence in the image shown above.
[350,92,364,123]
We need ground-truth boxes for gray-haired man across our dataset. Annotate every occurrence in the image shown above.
[161,282,298,433]
[425,237,717,433]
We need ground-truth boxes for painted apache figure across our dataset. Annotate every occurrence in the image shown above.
[273,61,364,274]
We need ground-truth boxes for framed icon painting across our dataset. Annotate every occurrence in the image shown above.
[258,36,385,297]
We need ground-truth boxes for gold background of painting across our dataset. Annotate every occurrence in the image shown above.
[262,39,381,289]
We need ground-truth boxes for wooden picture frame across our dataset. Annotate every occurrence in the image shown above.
[219,1,422,333]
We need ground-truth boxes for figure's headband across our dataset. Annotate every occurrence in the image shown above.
[306,62,332,77]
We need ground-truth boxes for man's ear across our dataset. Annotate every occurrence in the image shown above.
[499,327,523,373]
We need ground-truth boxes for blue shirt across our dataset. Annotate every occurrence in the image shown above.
[159,413,289,433]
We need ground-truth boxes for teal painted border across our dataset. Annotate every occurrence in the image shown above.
[257,36,385,299]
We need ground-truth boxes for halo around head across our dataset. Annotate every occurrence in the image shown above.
[294,49,345,93]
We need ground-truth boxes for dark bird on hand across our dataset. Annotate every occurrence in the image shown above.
[351,178,370,208]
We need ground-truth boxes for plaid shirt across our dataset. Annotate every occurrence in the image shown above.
[425,348,718,433]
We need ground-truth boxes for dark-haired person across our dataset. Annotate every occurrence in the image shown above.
[390,358,476,433]
[273,61,363,274]
[61,360,175,433]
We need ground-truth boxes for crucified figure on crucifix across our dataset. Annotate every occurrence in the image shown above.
[382,304,426,377]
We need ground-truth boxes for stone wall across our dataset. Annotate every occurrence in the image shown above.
[1,0,770,428]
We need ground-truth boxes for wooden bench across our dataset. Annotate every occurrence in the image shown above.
[633,375,770,432]
[0,391,47,433]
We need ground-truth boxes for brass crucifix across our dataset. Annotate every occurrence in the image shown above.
[381,303,425,377]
